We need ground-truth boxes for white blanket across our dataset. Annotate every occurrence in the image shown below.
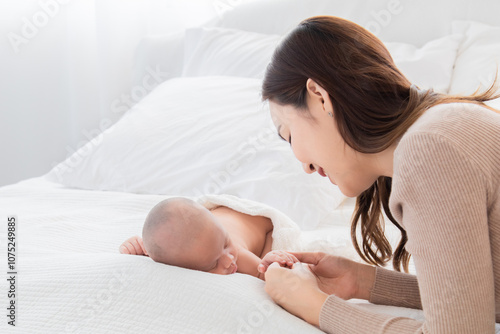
[2,177,498,333]
[199,194,357,260]
[200,193,303,251]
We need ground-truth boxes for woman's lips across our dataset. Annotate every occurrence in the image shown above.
[318,167,337,185]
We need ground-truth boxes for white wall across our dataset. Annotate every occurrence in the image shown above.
[0,0,231,187]
[1,1,69,186]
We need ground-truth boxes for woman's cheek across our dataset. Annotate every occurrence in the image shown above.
[290,144,309,165]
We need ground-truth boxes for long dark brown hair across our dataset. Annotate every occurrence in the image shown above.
[262,16,500,272]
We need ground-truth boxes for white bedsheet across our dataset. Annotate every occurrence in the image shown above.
[1,177,498,333]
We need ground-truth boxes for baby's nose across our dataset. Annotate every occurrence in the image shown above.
[223,253,235,268]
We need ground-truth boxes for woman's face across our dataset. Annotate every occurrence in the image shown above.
[269,79,388,197]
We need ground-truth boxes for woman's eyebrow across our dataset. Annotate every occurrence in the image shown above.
[277,125,286,141]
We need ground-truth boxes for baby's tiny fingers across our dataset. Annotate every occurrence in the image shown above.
[278,259,291,266]
[131,242,143,255]
[120,243,134,254]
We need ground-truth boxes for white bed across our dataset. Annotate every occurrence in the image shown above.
[1,175,425,334]
[2,0,500,332]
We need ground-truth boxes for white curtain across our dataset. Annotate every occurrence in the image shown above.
[0,0,230,186]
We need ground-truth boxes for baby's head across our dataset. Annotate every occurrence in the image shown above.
[142,197,238,275]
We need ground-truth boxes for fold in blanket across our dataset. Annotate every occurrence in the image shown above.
[199,194,303,251]
[198,194,357,259]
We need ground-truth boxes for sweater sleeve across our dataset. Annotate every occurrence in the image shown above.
[319,132,496,333]
[369,266,422,310]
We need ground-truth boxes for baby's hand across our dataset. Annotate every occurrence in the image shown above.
[119,236,148,256]
[258,250,299,274]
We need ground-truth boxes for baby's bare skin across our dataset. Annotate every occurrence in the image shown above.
[119,235,148,255]
[120,204,297,279]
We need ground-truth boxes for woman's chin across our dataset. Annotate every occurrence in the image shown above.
[337,184,360,198]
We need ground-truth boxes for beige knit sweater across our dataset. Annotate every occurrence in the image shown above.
[319,102,500,333]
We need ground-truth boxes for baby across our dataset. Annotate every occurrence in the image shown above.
[119,197,298,280]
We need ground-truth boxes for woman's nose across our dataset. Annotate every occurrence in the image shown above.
[302,163,316,174]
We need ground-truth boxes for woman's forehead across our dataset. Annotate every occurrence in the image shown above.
[269,101,295,124]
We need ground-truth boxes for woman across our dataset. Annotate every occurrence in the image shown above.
[258,16,500,333]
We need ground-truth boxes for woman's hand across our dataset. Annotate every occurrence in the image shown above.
[290,252,375,301]
[258,250,299,273]
[260,251,375,301]
[264,262,328,326]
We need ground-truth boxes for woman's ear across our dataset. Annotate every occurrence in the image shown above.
[306,78,333,115]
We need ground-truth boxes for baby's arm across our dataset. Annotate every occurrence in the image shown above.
[119,236,148,256]
[237,248,264,279]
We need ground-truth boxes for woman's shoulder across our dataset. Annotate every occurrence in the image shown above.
[404,102,500,139]
[392,102,499,205]
[395,102,500,165]
[390,102,499,227]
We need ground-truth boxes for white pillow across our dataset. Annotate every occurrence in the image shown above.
[449,20,500,109]
[45,76,345,230]
[385,34,463,93]
[182,26,461,93]
[182,27,281,78]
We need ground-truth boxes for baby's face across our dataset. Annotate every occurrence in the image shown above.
[194,215,239,275]
[157,203,239,275]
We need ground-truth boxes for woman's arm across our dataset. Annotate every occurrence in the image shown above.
[369,267,421,309]
[263,261,424,330]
